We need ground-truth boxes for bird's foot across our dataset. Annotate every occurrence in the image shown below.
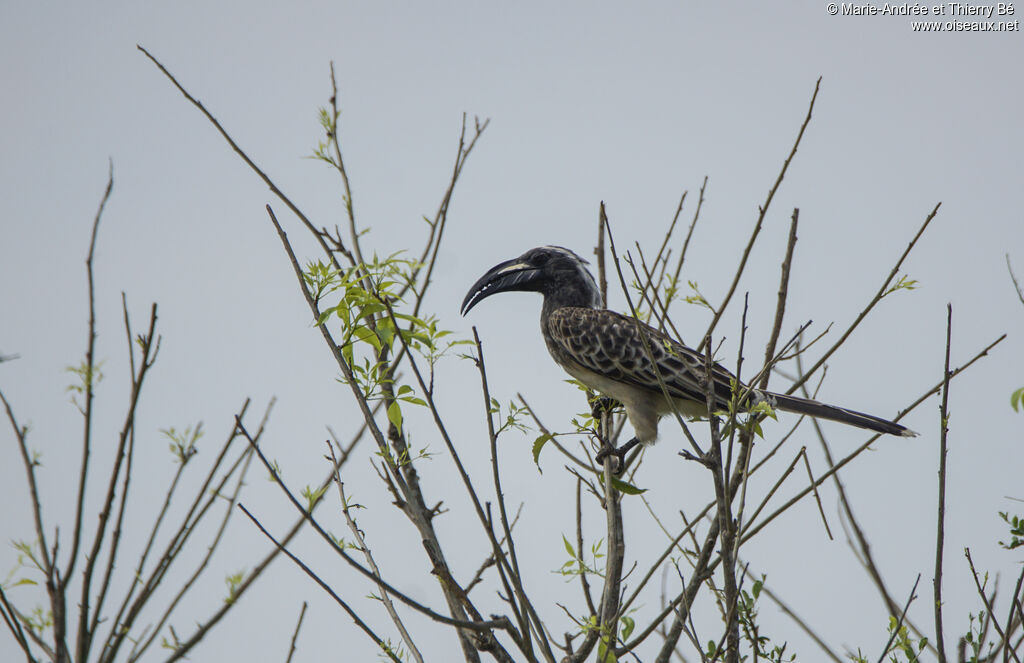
[590,396,621,420]
[595,437,641,475]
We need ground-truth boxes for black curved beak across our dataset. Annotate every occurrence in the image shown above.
[461,258,542,315]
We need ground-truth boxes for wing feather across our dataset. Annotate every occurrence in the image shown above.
[544,307,741,408]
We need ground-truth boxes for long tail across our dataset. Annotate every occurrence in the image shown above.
[768,392,918,438]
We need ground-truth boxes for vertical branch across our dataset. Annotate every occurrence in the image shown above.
[472,330,530,648]
[596,211,608,307]
[470,329,553,663]
[66,161,114,584]
[326,62,364,268]
[933,304,952,663]
[703,336,739,663]
[575,478,597,619]
[760,209,799,388]
[78,303,160,663]
[89,295,146,638]
[599,447,626,656]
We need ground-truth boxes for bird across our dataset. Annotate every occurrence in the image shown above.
[461,245,917,470]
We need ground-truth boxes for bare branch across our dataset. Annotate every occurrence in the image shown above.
[284,602,307,663]
[330,446,425,663]
[760,208,799,390]
[700,79,820,351]
[742,333,1005,546]
[788,201,940,395]
[874,574,921,663]
[934,304,953,663]
[238,505,403,663]
[137,46,344,273]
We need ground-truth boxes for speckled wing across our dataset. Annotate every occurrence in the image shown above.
[543,307,740,409]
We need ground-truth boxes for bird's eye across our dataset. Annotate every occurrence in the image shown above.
[532,253,550,265]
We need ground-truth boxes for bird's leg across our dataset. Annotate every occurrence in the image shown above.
[595,437,641,475]
[591,395,629,472]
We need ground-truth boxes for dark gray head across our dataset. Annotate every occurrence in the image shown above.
[461,246,603,315]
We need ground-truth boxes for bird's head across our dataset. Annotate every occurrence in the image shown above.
[461,246,603,315]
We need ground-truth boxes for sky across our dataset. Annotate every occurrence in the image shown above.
[2,2,1022,661]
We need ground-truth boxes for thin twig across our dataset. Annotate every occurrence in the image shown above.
[124,403,266,663]
[1004,567,1024,663]
[699,79,820,351]
[44,162,116,663]
[284,602,307,663]
[742,333,1005,545]
[137,46,343,273]
[79,303,159,662]
[760,209,799,389]
[966,549,1022,663]
[330,446,425,663]
[663,176,708,321]
[237,425,519,651]
[238,505,403,663]
[800,447,833,540]
[1007,254,1024,305]
[788,201,940,395]
[934,304,953,663]
[754,579,844,663]
[874,574,921,663]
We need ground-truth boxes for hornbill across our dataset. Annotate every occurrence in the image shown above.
[461,246,917,470]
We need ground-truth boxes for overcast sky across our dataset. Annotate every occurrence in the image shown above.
[2,3,1022,661]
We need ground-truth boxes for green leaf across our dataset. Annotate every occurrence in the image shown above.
[620,615,635,640]
[532,433,553,467]
[609,476,647,495]
[387,401,403,434]
[562,534,576,559]
[315,308,334,327]
[597,637,618,663]
[1011,386,1024,413]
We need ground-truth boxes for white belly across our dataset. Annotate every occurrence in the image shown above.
[559,361,708,445]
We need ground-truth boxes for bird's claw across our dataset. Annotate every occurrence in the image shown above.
[595,437,640,475]
[595,444,626,475]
